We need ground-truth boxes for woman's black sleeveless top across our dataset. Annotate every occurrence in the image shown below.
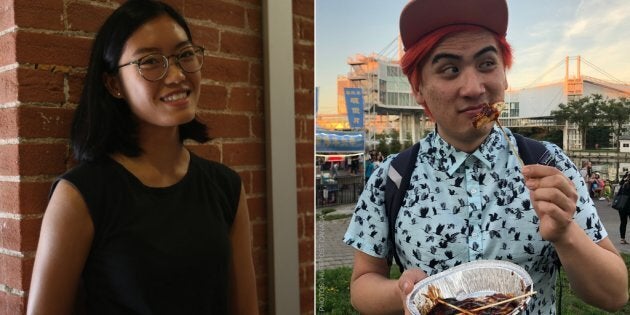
[54,153,241,314]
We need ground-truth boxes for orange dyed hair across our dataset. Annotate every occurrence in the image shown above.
[400,25,513,117]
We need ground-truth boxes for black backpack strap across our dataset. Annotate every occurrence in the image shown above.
[513,132,564,314]
[512,134,559,265]
[513,133,555,167]
[385,142,420,272]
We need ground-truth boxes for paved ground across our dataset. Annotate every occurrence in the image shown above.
[316,199,630,271]
[315,203,355,271]
[595,198,630,253]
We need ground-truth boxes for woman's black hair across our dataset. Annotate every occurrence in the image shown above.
[71,0,209,162]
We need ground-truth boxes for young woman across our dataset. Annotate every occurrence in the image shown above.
[27,1,258,314]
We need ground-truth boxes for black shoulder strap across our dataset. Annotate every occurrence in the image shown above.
[512,133,563,314]
[385,142,420,272]
[513,133,555,167]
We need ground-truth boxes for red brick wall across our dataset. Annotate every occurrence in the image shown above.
[0,1,314,314]
[293,0,315,314]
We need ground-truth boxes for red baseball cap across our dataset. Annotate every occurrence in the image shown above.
[399,0,508,51]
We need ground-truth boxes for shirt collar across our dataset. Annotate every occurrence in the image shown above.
[422,125,507,176]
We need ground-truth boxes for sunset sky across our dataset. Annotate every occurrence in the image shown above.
[316,0,630,114]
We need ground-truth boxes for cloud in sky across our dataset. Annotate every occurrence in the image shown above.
[507,0,630,88]
[564,19,588,38]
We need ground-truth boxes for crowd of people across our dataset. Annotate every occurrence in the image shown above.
[579,160,611,201]
[364,150,384,183]
[579,160,630,247]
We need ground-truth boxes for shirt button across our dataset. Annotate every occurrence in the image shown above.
[471,189,478,194]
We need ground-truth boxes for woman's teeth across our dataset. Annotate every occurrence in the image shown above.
[162,92,187,102]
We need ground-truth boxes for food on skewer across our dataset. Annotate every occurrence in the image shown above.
[472,102,505,129]
[419,285,535,315]
[472,102,524,167]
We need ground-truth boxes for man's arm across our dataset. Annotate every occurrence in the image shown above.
[523,165,628,311]
[350,251,427,315]
[557,231,627,310]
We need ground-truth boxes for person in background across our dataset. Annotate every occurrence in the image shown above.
[618,172,630,245]
[343,0,628,313]
[365,152,376,184]
[580,160,595,199]
[27,1,258,314]
[591,173,605,200]
[604,180,612,202]
[376,151,384,167]
[579,160,590,183]
[352,155,360,174]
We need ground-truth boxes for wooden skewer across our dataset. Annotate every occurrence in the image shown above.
[473,102,524,169]
[468,291,537,313]
[496,120,524,169]
[436,298,475,315]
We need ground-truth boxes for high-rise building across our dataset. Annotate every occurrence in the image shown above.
[341,53,429,148]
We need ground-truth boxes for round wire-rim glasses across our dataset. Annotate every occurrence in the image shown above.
[117,45,205,81]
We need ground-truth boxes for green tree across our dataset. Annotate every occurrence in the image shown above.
[390,138,402,154]
[373,129,416,155]
[599,97,630,150]
[517,127,563,148]
[551,95,600,149]
[402,132,414,150]
[377,138,389,156]
[586,126,611,149]
[388,130,402,154]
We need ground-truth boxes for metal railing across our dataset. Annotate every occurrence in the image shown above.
[316,175,364,207]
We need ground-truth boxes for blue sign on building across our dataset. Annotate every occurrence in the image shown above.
[344,88,364,129]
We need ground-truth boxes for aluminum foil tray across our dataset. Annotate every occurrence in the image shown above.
[406,260,534,315]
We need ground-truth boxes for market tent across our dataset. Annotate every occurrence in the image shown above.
[315,128,364,153]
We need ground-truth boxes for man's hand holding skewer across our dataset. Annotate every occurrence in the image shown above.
[522,165,578,243]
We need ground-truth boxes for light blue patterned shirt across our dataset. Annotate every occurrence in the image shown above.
[344,126,606,314]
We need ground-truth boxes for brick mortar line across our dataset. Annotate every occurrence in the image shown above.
[72,0,118,10]
[0,212,43,220]
[214,0,261,9]
[200,79,263,87]
[295,39,314,46]
[196,109,260,117]
[4,100,78,108]
[0,101,20,109]
[4,138,68,145]
[16,26,95,39]
[0,26,17,37]
[188,19,261,37]
[204,52,262,64]
[27,63,88,74]
[0,247,36,259]
[0,175,57,182]
[206,138,266,144]
[0,176,20,182]
[0,63,19,73]
[195,109,264,116]
[0,138,20,145]
[0,284,25,297]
